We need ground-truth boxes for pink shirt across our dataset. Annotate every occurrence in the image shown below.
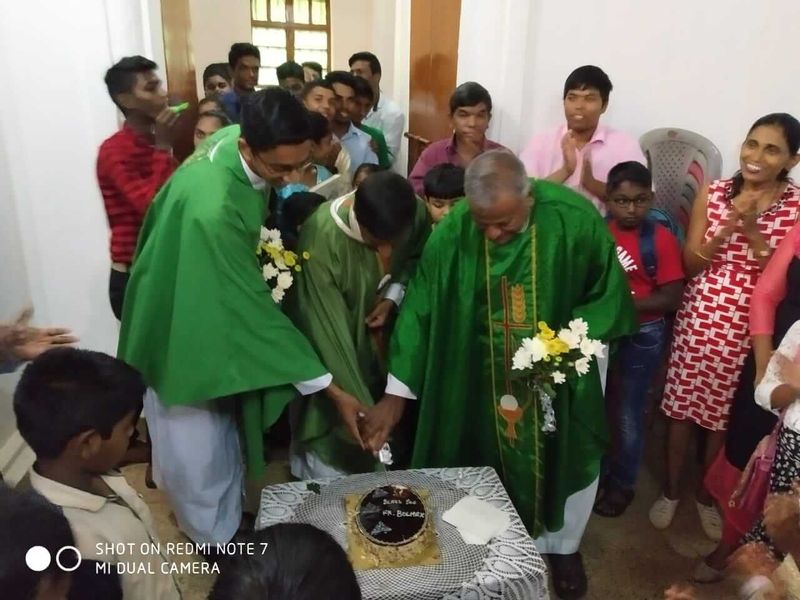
[409,135,508,196]
[519,123,646,212]
[750,217,800,336]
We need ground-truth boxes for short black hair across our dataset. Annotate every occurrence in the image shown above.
[240,87,311,152]
[348,51,382,75]
[325,70,357,92]
[563,65,613,105]
[351,75,374,101]
[14,348,145,460]
[198,109,232,129]
[198,96,222,113]
[307,110,331,143]
[284,192,326,234]
[229,43,261,68]
[276,61,304,82]
[104,55,157,113]
[353,162,384,185]
[0,484,75,598]
[203,62,231,84]
[355,171,417,241]
[301,79,334,100]
[449,82,492,114]
[423,163,465,200]
[606,161,651,195]
[302,61,323,77]
[210,524,361,600]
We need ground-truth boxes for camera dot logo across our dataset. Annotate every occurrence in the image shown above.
[25,546,51,572]
[25,546,82,572]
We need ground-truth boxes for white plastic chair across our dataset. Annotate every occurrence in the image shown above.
[640,128,723,238]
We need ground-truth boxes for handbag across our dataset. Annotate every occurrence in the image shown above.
[729,418,782,513]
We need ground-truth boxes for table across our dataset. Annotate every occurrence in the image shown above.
[258,466,549,600]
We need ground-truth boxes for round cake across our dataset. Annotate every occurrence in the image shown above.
[350,484,436,567]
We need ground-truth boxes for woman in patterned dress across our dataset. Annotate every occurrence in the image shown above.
[650,114,800,539]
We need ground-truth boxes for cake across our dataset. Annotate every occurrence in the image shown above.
[345,484,440,569]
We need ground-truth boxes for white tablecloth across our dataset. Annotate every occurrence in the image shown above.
[257,466,549,600]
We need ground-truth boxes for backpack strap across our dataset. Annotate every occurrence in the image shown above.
[639,219,657,281]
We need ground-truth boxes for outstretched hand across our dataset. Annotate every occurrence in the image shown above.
[1,308,77,361]
[327,385,370,449]
[360,395,406,454]
[365,298,394,329]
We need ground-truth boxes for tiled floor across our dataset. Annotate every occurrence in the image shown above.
[127,419,741,599]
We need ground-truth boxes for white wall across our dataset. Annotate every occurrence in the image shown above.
[189,0,251,97]
[459,0,800,175]
[0,0,164,482]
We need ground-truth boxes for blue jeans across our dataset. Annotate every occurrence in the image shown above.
[605,318,668,490]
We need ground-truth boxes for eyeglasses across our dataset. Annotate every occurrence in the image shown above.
[251,152,312,177]
[610,196,650,207]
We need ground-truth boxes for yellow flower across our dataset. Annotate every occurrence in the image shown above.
[302,251,311,260]
[537,321,555,340]
[294,265,302,272]
[284,253,297,267]
[546,338,569,356]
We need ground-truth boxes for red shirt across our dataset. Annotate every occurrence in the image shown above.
[96,124,177,264]
[609,220,684,323]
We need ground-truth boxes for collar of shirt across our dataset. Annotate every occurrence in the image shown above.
[366,91,387,120]
[339,123,367,143]
[29,468,126,513]
[330,193,365,243]
[122,122,155,147]
[238,151,267,190]
[559,123,609,147]
[444,134,494,159]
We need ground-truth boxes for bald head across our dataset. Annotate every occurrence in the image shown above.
[464,150,530,208]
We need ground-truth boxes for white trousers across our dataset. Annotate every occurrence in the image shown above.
[531,348,609,555]
[144,389,243,545]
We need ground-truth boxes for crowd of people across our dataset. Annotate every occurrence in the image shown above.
[2,37,800,600]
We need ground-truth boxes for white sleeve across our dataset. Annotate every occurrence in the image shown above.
[755,322,800,412]
[383,109,405,163]
[385,373,417,400]
[382,283,406,306]
[294,373,333,396]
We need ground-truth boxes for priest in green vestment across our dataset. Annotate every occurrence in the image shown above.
[287,171,430,478]
[117,88,367,546]
[360,150,636,599]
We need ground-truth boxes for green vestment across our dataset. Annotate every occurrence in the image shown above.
[389,179,637,536]
[117,125,328,477]
[358,123,392,168]
[287,194,430,473]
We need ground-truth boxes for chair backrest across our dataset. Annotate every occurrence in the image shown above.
[640,128,722,242]
[404,132,431,176]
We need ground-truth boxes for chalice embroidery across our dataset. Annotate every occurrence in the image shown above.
[497,394,532,444]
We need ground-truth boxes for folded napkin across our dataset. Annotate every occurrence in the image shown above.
[442,496,510,545]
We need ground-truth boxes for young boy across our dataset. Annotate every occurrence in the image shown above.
[422,163,465,225]
[15,348,182,600]
[594,161,684,517]
[519,65,645,212]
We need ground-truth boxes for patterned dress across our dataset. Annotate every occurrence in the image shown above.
[662,179,800,431]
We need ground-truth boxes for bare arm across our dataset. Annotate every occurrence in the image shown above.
[634,281,683,314]
[682,186,736,278]
[753,334,774,384]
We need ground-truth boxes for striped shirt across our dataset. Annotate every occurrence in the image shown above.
[96,124,177,264]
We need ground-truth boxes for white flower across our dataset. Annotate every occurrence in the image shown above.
[512,348,533,370]
[569,318,589,337]
[276,272,293,291]
[557,328,580,350]
[580,338,605,359]
[262,263,279,281]
[274,256,286,270]
[261,227,280,243]
[523,336,548,363]
[574,357,591,376]
[271,287,286,303]
[552,371,566,384]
